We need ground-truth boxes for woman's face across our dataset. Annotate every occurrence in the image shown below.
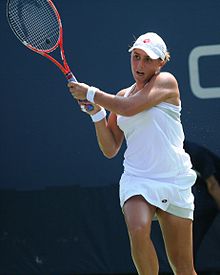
[130,48,164,84]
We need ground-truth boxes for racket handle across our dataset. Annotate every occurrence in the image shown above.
[66,72,77,82]
[66,72,94,111]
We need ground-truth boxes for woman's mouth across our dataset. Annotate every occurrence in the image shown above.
[136,71,144,76]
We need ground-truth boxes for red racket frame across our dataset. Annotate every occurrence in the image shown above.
[23,0,75,81]
[7,0,95,110]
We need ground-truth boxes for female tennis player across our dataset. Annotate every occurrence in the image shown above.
[68,32,197,275]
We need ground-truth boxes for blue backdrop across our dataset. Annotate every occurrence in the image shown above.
[1,0,219,190]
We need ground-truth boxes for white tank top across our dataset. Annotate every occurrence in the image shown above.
[117,86,192,180]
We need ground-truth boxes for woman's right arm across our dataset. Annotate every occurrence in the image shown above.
[79,89,126,158]
[94,111,124,158]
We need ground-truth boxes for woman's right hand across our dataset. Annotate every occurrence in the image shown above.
[77,100,102,116]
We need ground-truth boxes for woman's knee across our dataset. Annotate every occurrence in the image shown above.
[123,196,156,244]
[127,219,150,238]
[125,211,152,238]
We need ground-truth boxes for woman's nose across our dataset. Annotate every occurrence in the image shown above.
[137,60,144,70]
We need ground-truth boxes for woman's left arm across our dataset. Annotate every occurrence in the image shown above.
[68,73,179,116]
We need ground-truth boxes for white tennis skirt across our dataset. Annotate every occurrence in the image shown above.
[119,169,197,220]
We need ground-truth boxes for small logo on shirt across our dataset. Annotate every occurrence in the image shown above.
[162,199,168,203]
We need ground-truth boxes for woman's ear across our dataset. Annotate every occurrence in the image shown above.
[160,59,166,67]
[158,59,166,71]
[155,60,166,75]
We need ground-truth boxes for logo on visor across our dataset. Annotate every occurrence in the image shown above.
[162,199,168,203]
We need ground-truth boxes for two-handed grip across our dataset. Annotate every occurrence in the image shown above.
[66,72,94,111]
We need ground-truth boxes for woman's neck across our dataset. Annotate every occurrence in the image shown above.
[135,72,157,91]
[135,79,150,91]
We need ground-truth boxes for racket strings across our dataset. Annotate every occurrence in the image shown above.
[7,0,60,51]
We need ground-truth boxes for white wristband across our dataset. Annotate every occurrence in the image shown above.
[90,107,106,122]
[86,86,98,103]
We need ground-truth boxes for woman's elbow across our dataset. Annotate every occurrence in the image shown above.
[100,145,119,159]
[102,150,117,159]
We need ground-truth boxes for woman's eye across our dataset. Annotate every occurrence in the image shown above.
[145,56,152,62]
[134,54,140,60]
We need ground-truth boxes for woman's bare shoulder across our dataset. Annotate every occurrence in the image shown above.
[116,85,133,96]
[156,72,180,105]
[156,72,178,87]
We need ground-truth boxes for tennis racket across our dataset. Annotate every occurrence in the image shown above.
[6,0,94,111]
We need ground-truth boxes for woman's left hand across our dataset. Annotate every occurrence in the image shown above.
[68,82,89,100]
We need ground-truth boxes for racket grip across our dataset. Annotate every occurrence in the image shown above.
[66,72,94,111]
[66,72,77,82]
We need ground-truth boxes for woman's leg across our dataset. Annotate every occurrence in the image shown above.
[123,195,158,275]
[157,209,197,275]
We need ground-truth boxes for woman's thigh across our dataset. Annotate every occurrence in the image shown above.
[157,209,194,270]
[123,195,157,235]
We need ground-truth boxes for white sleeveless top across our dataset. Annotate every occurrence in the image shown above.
[117,86,193,185]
